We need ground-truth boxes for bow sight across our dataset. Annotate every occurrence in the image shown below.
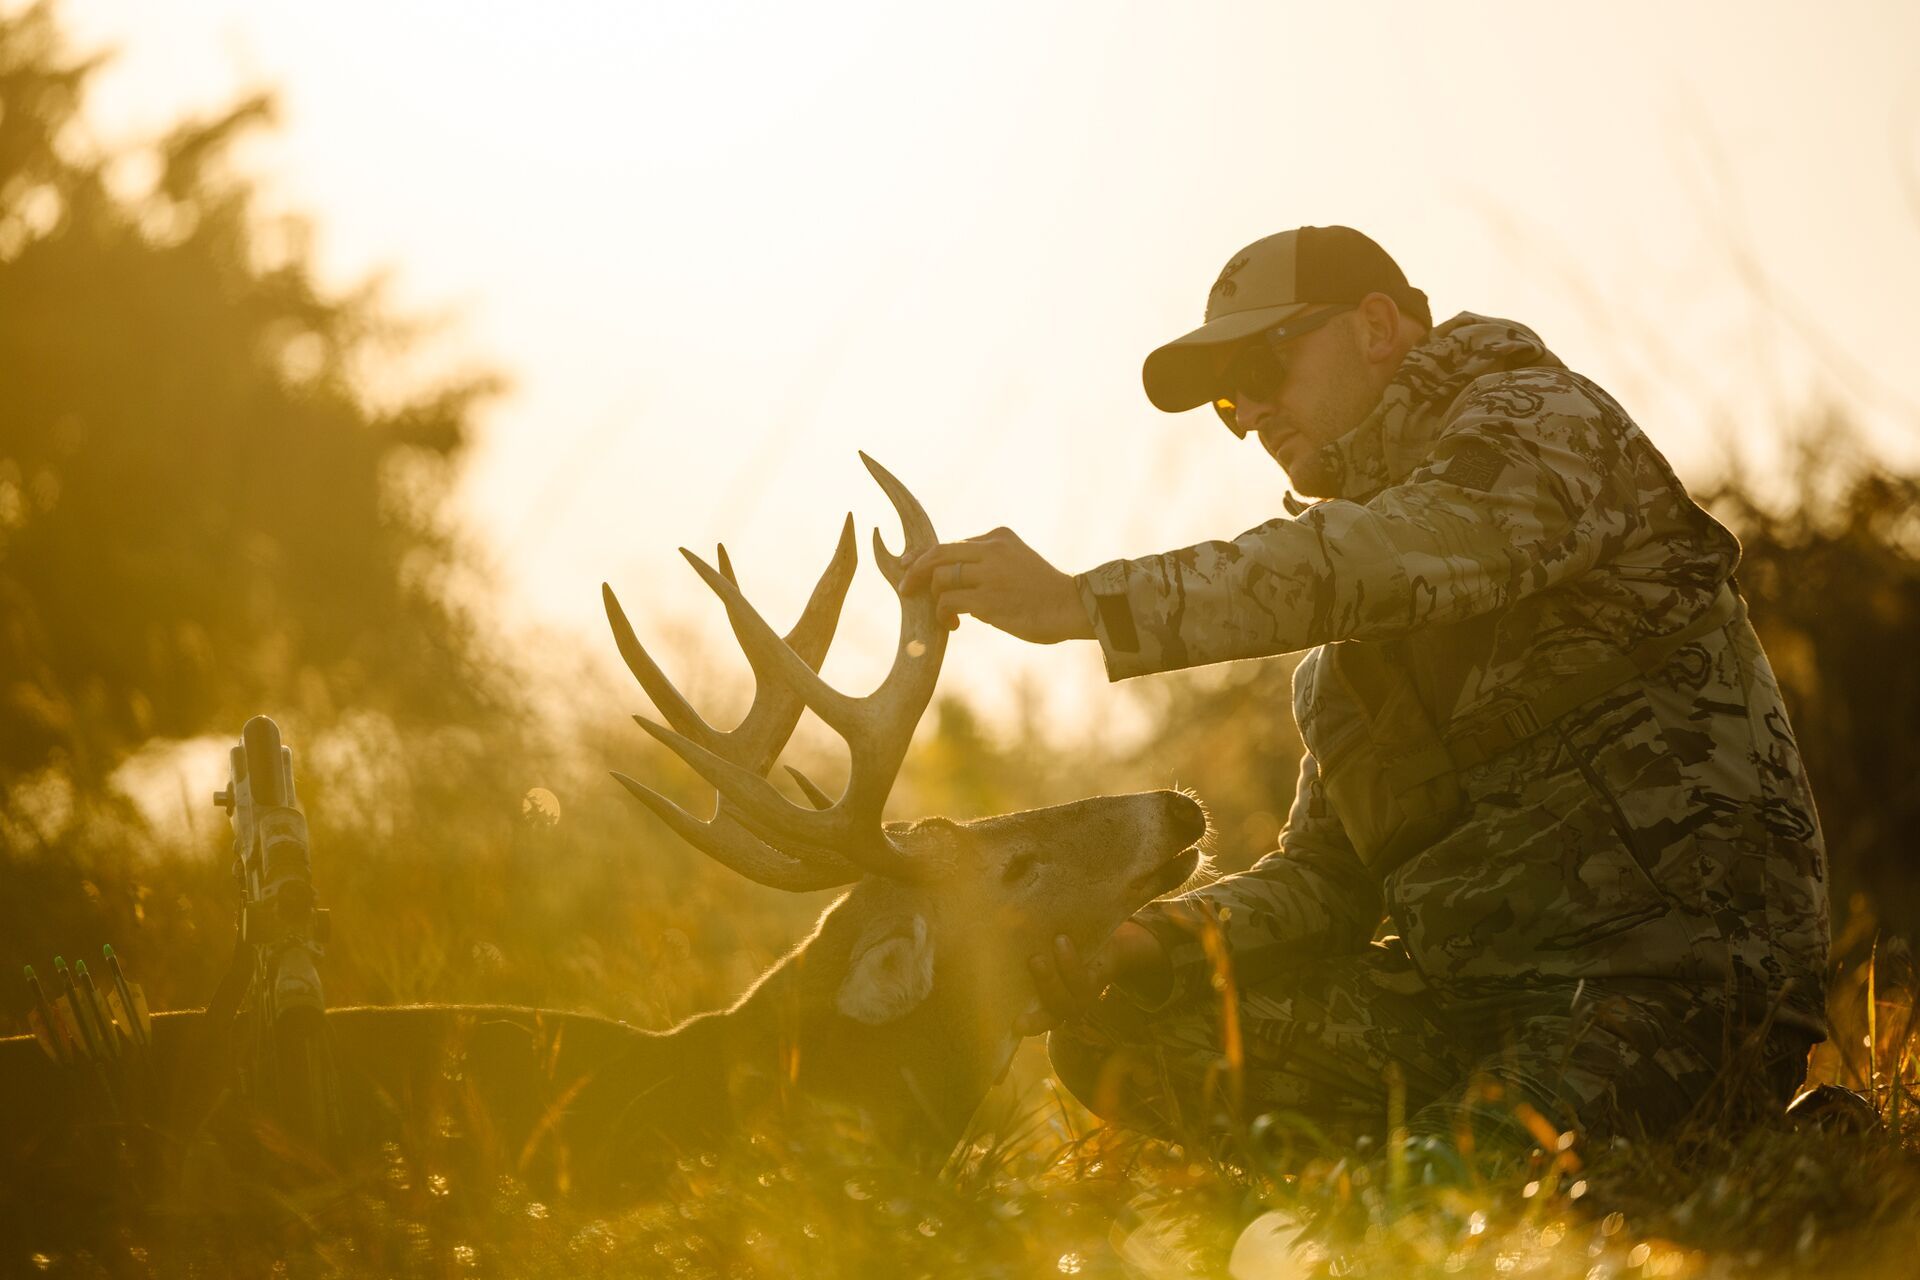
[208,714,340,1150]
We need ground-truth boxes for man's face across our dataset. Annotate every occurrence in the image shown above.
[1225,313,1385,497]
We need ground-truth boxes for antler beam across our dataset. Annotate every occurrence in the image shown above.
[608,454,949,887]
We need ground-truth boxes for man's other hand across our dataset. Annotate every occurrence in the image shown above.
[1015,920,1173,1036]
[899,527,1096,643]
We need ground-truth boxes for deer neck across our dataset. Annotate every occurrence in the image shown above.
[713,930,1010,1155]
[604,891,1016,1160]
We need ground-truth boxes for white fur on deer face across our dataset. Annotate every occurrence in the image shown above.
[830,788,1208,1030]
[835,910,937,1025]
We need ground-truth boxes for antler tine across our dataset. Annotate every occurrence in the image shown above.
[859,451,937,586]
[717,515,857,772]
[606,517,856,765]
[632,715,925,877]
[615,457,948,887]
[784,765,833,810]
[632,714,815,822]
[844,455,949,820]
[646,459,945,882]
[680,547,865,736]
[611,772,853,891]
[708,522,863,881]
[609,523,865,886]
[604,583,720,748]
[783,515,859,664]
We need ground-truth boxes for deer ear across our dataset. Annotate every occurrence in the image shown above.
[836,914,934,1025]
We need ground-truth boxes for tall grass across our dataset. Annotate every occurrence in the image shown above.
[2,668,1916,1278]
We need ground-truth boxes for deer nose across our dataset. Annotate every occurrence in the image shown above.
[1166,792,1207,846]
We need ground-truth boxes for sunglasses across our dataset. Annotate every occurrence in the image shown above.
[1211,304,1355,438]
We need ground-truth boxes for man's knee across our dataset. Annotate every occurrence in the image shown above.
[1470,987,1811,1145]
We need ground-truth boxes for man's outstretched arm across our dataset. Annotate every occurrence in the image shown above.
[900,372,1658,672]
[1079,370,1659,679]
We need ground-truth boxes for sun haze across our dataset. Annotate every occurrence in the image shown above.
[50,0,1920,736]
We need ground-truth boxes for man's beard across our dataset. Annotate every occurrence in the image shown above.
[1269,376,1387,498]
[1264,409,1350,497]
[1280,450,1338,499]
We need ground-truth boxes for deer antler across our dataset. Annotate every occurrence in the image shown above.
[605,516,866,891]
[617,453,948,885]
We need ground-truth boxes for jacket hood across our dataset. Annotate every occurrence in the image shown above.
[1313,313,1565,502]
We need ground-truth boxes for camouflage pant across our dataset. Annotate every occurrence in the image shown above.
[1047,940,1811,1158]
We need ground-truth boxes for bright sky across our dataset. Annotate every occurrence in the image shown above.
[49,0,1920,740]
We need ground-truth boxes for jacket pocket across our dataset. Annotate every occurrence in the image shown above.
[1559,724,1666,888]
[1387,739,1697,988]
[1552,680,1696,904]
[1317,639,1467,876]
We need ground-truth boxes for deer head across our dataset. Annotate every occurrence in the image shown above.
[602,455,1207,1139]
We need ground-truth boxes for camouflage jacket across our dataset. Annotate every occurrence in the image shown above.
[1079,314,1829,1037]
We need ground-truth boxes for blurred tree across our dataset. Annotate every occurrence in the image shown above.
[1703,413,1920,938]
[0,3,508,785]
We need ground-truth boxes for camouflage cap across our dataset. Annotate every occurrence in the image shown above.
[1142,226,1430,413]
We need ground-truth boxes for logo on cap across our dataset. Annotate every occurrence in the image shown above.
[1210,254,1251,304]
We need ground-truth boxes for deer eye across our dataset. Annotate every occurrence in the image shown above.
[1000,853,1037,884]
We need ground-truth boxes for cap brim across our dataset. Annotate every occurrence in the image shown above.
[1141,301,1316,413]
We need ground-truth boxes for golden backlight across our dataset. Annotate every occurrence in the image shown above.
[50,0,1920,743]
[3,2,1919,1273]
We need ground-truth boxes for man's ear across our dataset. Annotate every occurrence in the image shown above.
[1356,291,1404,363]
[836,913,935,1026]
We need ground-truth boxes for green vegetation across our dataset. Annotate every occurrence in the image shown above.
[3,3,1918,1275]
[0,1,507,788]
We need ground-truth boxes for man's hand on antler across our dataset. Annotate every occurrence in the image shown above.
[1015,920,1173,1035]
[900,528,1096,642]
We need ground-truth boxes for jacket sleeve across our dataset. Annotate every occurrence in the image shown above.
[1074,371,1649,681]
[1123,751,1380,1011]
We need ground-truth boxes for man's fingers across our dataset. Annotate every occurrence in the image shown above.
[1027,950,1077,1019]
[1026,952,1062,1013]
[931,586,985,629]
[1027,938,1109,1032]
[1014,1005,1057,1037]
[932,563,985,593]
[900,542,989,593]
[1053,934,1096,1006]
[1083,938,1120,989]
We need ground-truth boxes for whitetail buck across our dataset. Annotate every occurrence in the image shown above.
[0,455,1205,1208]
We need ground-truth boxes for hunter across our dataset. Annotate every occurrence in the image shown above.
[899,225,1830,1150]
